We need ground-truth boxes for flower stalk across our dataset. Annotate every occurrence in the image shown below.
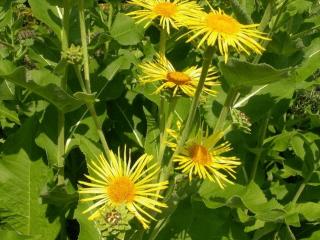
[78,0,112,160]
[57,0,70,185]
[158,97,178,164]
[213,87,238,134]
[175,46,215,153]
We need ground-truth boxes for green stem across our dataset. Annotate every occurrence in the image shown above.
[285,223,296,240]
[249,113,270,182]
[79,0,91,93]
[158,97,178,164]
[87,104,112,160]
[104,2,113,60]
[253,0,287,64]
[258,0,275,32]
[78,0,112,160]
[159,29,167,55]
[57,113,65,185]
[57,0,70,186]
[291,171,314,205]
[173,46,215,157]
[0,40,14,49]
[73,65,86,92]
[213,87,238,134]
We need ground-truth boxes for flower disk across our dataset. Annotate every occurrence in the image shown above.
[182,8,270,62]
[127,0,203,34]
[138,54,219,97]
[78,150,168,229]
[168,129,241,188]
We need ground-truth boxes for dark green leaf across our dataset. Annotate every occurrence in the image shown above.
[0,66,83,112]
[219,59,292,88]
[29,0,62,37]
[0,102,20,125]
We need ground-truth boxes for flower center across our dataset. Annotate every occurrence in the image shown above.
[166,71,191,85]
[189,144,211,165]
[206,12,240,34]
[107,176,135,204]
[153,2,177,17]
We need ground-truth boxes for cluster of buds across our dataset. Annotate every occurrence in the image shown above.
[97,204,133,239]
[231,108,252,134]
[290,88,320,116]
[61,44,83,64]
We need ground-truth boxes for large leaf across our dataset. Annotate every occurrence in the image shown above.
[219,59,292,88]
[110,13,144,46]
[0,66,84,113]
[199,181,285,222]
[0,117,60,238]
[29,0,62,37]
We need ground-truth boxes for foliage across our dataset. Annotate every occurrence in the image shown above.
[0,0,319,239]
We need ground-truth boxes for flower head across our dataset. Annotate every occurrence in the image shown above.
[138,54,219,97]
[78,149,168,229]
[127,0,202,34]
[182,8,270,62]
[168,128,241,188]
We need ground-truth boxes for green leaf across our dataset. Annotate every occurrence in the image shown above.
[296,38,320,82]
[73,134,104,162]
[219,59,292,88]
[34,106,57,166]
[0,102,20,125]
[110,13,144,46]
[74,202,101,240]
[29,0,62,37]
[0,1,12,29]
[0,230,32,240]
[0,117,60,238]
[301,230,320,240]
[99,54,135,81]
[143,106,159,155]
[0,66,84,112]
[199,181,285,222]
[73,92,96,104]
[41,185,78,214]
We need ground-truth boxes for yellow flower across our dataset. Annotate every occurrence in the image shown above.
[182,8,270,62]
[78,149,168,229]
[127,0,202,34]
[138,54,219,97]
[168,128,241,188]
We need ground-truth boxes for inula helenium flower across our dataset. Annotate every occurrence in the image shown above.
[127,0,202,34]
[168,128,241,188]
[182,8,270,62]
[78,149,168,229]
[138,54,219,97]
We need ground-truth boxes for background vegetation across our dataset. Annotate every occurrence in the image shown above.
[0,0,319,239]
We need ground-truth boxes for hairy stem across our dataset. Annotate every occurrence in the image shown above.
[57,0,70,185]
[78,0,112,160]
[79,0,91,93]
[158,97,178,164]
[159,29,167,55]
